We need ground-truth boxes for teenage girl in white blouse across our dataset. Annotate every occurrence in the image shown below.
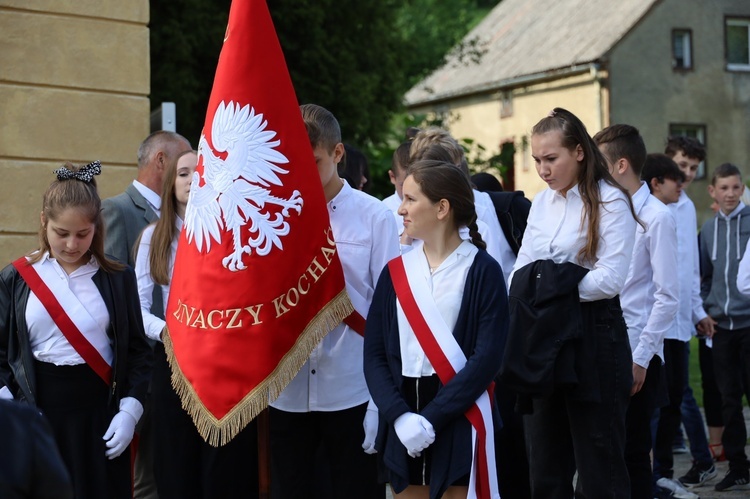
[135,150,259,498]
[511,108,638,498]
[0,163,152,499]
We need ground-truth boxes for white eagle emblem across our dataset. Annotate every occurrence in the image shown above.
[185,101,304,271]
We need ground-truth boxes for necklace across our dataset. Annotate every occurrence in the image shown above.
[429,265,438,274]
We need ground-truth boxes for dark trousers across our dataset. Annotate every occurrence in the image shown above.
[653,339,687,479]
[269,404,383,499]
[625,356,662,499]
[524,302,632,498]
[699,336,724,427]
[35,361,131,499]
[495,384,531,499]
[712,327,750,473]
[151,343,259,499]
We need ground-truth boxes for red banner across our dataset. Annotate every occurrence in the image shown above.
[164,0,351,446]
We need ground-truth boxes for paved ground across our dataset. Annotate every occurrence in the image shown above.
[672,407,750,498]
[384,407,750,498]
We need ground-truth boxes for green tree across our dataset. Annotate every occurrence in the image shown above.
[150,0,232,145]
[268,0,405,146]
[150,0,500,193]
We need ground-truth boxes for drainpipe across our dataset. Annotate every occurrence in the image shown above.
[590,63,604,131]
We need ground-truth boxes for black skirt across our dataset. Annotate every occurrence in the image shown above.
[399,374,469,487]
[34,360,131,499]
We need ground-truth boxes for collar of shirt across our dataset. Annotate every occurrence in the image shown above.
[420,240,478,278]
[40,252,99,280]
[631,182,650,215]
[554,183,581,201]
[327,178,349,213]
[719,201,746,220]
[133,180,161,213]
[675,189,691,207]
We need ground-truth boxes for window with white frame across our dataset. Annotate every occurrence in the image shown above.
[726,17,750,70]
[669,124,707,180]
[672,29,693,69]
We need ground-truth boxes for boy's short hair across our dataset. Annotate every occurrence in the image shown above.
[592,124,647,176]
[642,153,686,192]
[711,163,742,185]
[664,135,706,162]
[300,104,341,152]
[410,127,469,175]
[392,141,411,174]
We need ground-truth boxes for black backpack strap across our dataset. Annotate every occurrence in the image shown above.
[487,191,531,255]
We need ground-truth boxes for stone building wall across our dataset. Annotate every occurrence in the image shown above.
[0,0,150,263]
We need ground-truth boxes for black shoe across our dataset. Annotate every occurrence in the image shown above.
[679,462,717,487]
[714,469,750,491]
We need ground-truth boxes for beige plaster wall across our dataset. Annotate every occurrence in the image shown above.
[608,0,750,226]
[0,1,150,265]
[410,71,607,199]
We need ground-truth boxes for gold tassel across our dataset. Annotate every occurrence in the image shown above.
[163,289,354,446]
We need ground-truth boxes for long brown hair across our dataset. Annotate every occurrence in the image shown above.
[29,163,123,273]
[407,160,486,250]
[148,150,197,285]
[531,108,638,264]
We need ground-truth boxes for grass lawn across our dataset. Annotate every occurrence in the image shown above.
[688,336,704,405]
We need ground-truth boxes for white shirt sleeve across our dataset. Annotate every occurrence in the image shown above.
[632,211,678,368]
[369,209,400,291]
[737,239,750,296]
[134,226,166,341]
[0,386,13,400]
[683,204,709,324]
[578,192,636,301]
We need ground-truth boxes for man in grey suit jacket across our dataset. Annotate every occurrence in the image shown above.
[102,130,190,499]
[103,131,191,315]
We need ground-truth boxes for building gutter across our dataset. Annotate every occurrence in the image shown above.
[406,62,601,108]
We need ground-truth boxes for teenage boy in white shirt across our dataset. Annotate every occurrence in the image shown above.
[642,153,716,497]
[664,137,719,489]
[268,104,399,499]
[594,127,680,499]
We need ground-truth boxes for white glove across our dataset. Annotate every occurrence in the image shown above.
[394,412,435,458]
[102,410,136,459]
[362,408,379,454]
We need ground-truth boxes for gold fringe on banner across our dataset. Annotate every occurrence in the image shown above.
[163,289,354,447]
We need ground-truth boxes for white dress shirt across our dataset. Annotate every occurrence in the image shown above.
[135,218,182,341]
[620,183,678,367]
[474,189,516,287]
[666,191,707,341]
[26,254,112,366]
[133,180,161,217]
[511,180,636,301]
[382,191,407,244]
[398,240,478,377]
[271,181,400,412]
[382,191,401,213]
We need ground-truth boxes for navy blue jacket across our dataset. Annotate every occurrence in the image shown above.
[364,249,508,499]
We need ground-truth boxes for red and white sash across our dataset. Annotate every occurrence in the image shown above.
[343,283,369,337]
[389,251,499,499]
[13,257,112,386]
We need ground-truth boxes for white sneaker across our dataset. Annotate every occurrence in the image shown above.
[656,477,700,499]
